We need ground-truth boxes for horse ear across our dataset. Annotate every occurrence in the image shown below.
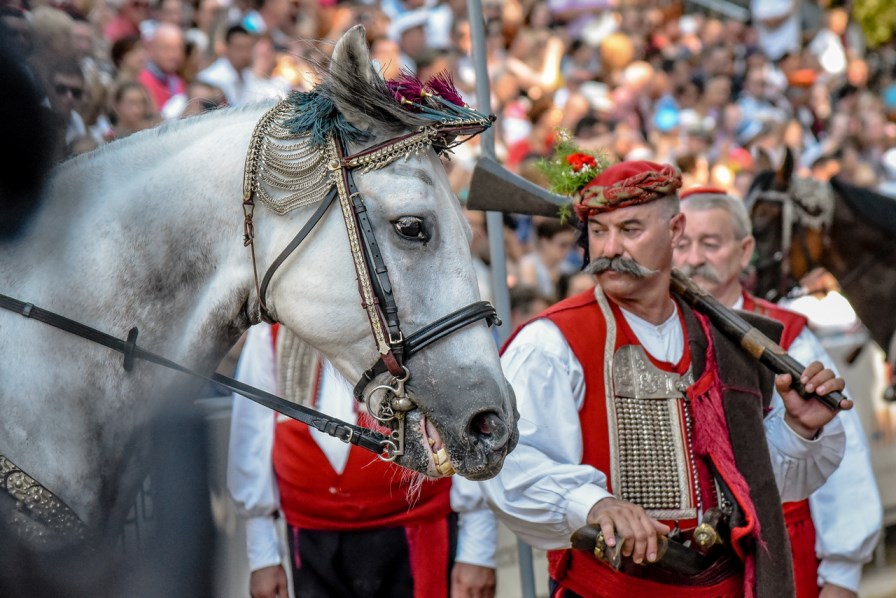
[774,147,795,190]
[329,25,381,133]
[330,25,377,85]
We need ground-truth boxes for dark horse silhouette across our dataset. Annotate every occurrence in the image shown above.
[745,151,896,360]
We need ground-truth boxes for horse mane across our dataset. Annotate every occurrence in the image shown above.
[830,176,896,238]
[744,170,776,206]
[55,102,272,174]
[283,60,432,147]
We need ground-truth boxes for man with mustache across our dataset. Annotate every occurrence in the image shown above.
[480,160,852,597]
[673,187,881,598]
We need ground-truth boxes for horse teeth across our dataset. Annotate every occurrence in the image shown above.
[428,438,435,447]
[436,452,455,476]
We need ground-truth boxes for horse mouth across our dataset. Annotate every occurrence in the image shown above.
[420,414,455,477]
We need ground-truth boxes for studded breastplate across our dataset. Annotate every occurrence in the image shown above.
[610,345,697,521]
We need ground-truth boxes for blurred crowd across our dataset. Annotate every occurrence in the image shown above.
[3,0,896,303]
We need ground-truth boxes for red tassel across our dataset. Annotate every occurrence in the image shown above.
[690,311,764,598]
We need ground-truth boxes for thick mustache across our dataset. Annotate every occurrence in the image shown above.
[679,263,722,283]
[585,256,658,278]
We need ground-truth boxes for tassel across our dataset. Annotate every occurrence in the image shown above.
[424,71,464,107]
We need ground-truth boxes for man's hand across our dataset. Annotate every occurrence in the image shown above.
[250,565,289,598]
[777,361,851,439]
[451,562,496,598]
[586,497,670,564]
[819,583,857,598]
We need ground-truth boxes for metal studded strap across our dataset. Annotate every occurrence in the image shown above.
[330,137,403,374]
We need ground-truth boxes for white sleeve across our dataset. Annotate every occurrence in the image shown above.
[479,320,613,551]
[226,323,282,572]
[451,477,498,568]
[763,413,845,501]
[763,328,849,502]
[786,330,882,591]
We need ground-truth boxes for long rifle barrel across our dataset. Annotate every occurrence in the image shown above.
[669,269,844,411]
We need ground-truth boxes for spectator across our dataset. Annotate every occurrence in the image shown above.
[196,25,255,106]
[242,0,292,50]
[45,57,88,158]
[137,21,185,114]
[111,34,146,82]
[518,218,578,301]
[508,284,551,332]
[108,80,155,139]
[104,0,150,44]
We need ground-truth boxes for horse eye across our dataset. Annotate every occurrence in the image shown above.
[393,216,429,242]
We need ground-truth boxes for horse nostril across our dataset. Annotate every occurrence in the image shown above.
[469,410,510,448]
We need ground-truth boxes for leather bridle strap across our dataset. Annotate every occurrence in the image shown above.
[0,293,388,454]
[257,186,338,323]
[330,138,405,376]
[352,300,500,400]
[345,166,404,366]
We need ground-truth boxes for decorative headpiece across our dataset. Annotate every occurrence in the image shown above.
[282,69,493,152]
[538,134,682,220]
[245,68,493,215]
[576,160,683,219]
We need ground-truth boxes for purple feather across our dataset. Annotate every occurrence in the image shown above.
[386,71,425,109]
[424,71,464,107]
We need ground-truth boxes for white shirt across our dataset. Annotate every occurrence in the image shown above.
[479,295,847,551]
[751,0,801,61]
[227,324,498,572]
[197,56,250,106]
[741,296,883,591]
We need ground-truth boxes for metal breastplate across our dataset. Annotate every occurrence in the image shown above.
[611,345,696,521]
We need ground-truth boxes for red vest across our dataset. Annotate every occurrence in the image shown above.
[741,292,808,351]
[525,290,741,596]
[268,340,451,531]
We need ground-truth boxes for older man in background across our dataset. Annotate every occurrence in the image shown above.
[137,22,184,114]
[673,186,881,598]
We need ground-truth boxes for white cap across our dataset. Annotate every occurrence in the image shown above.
[388,9,429,42]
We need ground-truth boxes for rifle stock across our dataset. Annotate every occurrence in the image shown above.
[669,269,844,411]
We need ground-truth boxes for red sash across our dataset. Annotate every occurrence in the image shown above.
[547,549,743,598]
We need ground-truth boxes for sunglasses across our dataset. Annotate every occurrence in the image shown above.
[54,83,84,100]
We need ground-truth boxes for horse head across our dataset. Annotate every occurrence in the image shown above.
[745,148,831,300]
[251,27,518,480]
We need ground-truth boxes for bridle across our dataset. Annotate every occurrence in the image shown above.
[241,100,500,460]
[746,176,834,301]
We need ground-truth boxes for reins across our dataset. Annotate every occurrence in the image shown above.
[0,292,388,454]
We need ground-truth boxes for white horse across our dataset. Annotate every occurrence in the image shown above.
[0,26,517,538]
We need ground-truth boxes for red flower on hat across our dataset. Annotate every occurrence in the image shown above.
[566,153,597,172]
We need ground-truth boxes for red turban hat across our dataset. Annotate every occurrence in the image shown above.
[574,160,683,220]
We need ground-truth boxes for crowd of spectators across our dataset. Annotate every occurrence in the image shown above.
[2,0,896,302]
